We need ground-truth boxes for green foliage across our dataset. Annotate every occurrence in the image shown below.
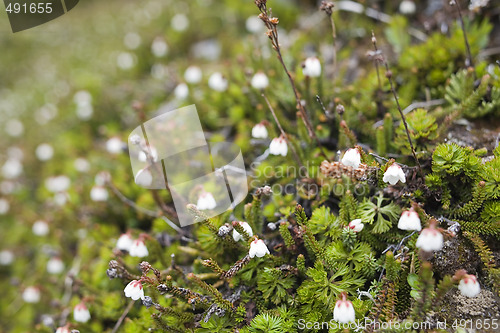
[395,109,438,156]
[257,268,296,305]
[444,69,500,118]
[358,193,401,234]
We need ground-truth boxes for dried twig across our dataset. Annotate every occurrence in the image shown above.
[450,0,474,69]
[371,32,423,177]
[255,1,327,158]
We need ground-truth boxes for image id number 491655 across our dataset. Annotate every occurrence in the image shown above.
[5,2,53,14]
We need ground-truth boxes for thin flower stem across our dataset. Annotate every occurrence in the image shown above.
[371,32,423,177]
[111,300,136,333]
[108,181,160,218]
[451,0,474,69]
[262,93,308,176]
[256,2,327,159]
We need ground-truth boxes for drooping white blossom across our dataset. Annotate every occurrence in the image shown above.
[184,66,202,84]
[416,225,443,252]
[174,83,189,99]
[73,302,91,323]
[249,238,270,258]
[197,192,217,210]
[208,72,228,92]
[124,280,145,300]
[106,137,124,154]
[23,286,41,303]
[458,274,481,298]
[233,222,254,242]
[251,123,268,139]
[90,185,109,202]
[251,72,269,90]
[47,257,65,275]
[116,233,134,251]
[383,163,406,185]
[341,148,361,169]
[129,239,149,258]
[32,220,50,236]
[333,292,356,323]
[302,57,322,78]
[348,219,364,232]
[399,0,416,15]
[398,210,421,231]
[269,137,288,156]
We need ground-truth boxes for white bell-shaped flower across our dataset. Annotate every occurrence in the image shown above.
[416,225,443,252]
[174,83,189,100]
[0,250,14,266]
[348,219,364,232]
[341,148,361,169]
[197,192,217,210]
[23,286,41,303]
[458,274,481,298]
[35,143,54,161]
[383,163,406,185]
[399,0,416,15]
[2,158,23,179]
[32,220,49,236]
[47,257,65,274]
[106,137,124,154]
[333,292,355,323]
[249,238,270,258]
[129,239,149,258]
[251,72,269,90]
[233,222,254,242]
[124,280,145,300]
[45,176,71,193]
[116,233,134,251]
[55,326,70,333]
[398,210,421,231]
[269,137,288,156]
[302,57,322,78]
[90,186,109,202]
[0,199,9,215]
[184,66,202,84]
[251,123,268,139]
[208,72,228,92]
[73,302,91,323]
